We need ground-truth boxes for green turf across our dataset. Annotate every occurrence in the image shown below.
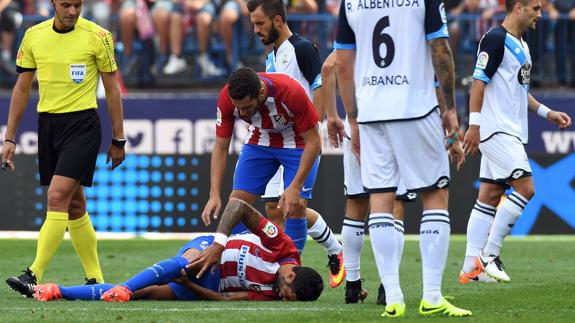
[1,236,574,322]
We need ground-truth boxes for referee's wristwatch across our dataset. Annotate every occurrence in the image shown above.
[111,138,127,148]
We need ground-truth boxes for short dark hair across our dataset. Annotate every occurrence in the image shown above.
[292,266,323,301]
[247,0,286,23]
[505,0,531,12]
[227,67,261,100]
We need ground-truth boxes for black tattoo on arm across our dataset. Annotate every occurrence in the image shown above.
[430,38,456,110]
[216,199,264,235]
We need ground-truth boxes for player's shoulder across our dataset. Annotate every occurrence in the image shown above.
[289,34,318,54]
[23,19,53,38]
[76,17,112,38]
[480,26,507,45]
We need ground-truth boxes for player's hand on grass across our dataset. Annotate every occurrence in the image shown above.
[278,186,305,219]
[106,145,125,170]
[547,111,572,129]
[462,126,480,156]
[202,196,222,225]
[1,141,16,171]
[187,243,225,279]
[327,116,346,148]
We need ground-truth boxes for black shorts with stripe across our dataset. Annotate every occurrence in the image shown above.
[38,109,101,187]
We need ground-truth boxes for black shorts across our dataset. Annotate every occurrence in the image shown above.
[38,109,101,187]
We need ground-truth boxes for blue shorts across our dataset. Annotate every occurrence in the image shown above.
[168,235,221,300]
[233,144,319,199]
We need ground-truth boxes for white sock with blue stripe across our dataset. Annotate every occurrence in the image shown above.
[420,209,450,306]
[483,192,528,256]
[369,213,403,305]
[463,200,496,273]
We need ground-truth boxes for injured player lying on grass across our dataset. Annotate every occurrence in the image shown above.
[33,199,324,302]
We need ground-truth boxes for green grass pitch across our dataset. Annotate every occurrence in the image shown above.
[1,236,574,322]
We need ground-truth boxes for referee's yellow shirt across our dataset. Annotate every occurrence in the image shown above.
[16,17,117,114]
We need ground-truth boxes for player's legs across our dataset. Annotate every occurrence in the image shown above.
[359,122,404,309]
[103,236,217,302]
[460,177,503,284]
[342,196,369,303]
[276,150,320,254]
[67,187,104,283]
[476,134,533,282]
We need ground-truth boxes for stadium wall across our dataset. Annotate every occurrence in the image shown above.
[0,96,573,235]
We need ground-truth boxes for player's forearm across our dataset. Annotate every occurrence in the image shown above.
[430,38,456,111]
[179,280,232,301]
[4,79,32,140]
[102,72,125,139]
[312,86,325,122]
[289,129,320,190]
[468,80,486,114]
[209,138,230,198]
[321,53,338,119]
[527,93,542,113]
[336,59,357,122]
[218,198,265,234]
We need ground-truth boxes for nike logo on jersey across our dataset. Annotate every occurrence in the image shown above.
[302,187,312,193]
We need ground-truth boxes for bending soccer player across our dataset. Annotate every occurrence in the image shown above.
[34,198,324,302]
[246,0,345,288]
[460,0,571,283]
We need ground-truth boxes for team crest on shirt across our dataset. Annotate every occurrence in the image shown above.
[16,50,23,61]
[281,54,288,65]
[518,62,531,85]
[70,64,86,84]
[273,114,289,125]
[476,52,489,69]
[262,222,278,238]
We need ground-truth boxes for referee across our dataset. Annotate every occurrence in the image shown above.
[1,0,125,298]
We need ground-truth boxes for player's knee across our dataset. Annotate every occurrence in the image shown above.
[46,190,72,210]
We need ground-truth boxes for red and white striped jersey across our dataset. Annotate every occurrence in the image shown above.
[216,73,319,149]
[219,218,301,301]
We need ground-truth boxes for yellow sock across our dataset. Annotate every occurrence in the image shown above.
[68,212,104,283]
[29,211,68,282]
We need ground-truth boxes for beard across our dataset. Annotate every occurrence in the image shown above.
[273,276,285,295]
[262,25,280,46]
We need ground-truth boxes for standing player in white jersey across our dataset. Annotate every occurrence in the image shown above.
[460,0,571,284]
[246,0,346,288]
[335,0,469,317]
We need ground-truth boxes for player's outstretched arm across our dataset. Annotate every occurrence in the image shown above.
[336,49,359,161]
[101,71,126,170]
[1,71,35,171]
[201,135,232,225]
[527,94,572,129]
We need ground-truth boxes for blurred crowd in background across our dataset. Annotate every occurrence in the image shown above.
[1,0,574,88]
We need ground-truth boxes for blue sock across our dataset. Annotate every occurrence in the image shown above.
[60,284,116,301]
[285,218,307,255]
[231,222,249,235]
[122,256,188,292]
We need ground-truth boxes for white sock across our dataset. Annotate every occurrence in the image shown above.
[308,214,342,255]
[463,200,496,272]
[420,209,450,306]
[483,192,527,256]
[394,220,405,266]
[369,213,403,305]
[342,217,365,282]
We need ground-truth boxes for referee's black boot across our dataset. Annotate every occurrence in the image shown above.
[376,283,386,306]
[344,279,368,304]
[6,267,37,298]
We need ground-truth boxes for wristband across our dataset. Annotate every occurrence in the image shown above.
[4,139,16,146]
[213,232,228,247]
[468,112,481,126]
[537,104,551,119]
[112,138,127,148]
